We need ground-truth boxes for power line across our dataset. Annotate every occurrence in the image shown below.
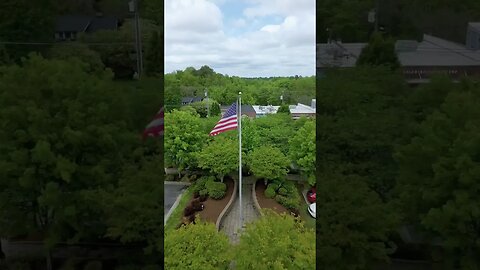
[0,41,135,46]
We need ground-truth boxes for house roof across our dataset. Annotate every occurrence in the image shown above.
[252,105,280,114]
[56,15,118,33]
[55,15,91,32]
[317,33,480,68]
[241,105,255,114]
[85,17,118,32]
[289,103,315,114]
[181,97,193,104]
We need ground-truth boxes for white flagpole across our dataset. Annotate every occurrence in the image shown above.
[238,92,243,226]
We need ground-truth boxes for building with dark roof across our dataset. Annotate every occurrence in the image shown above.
[220,104,256,118]
[317,22,480,84]
[181,96,204,105]
[55,14,119,41]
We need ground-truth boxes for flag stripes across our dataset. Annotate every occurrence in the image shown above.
[209,103,238,136]
[143,106,164,138]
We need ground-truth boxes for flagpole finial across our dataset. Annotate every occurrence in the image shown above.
[239,91,242,95]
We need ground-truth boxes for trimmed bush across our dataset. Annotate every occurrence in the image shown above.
[275,194,300,211]
[193,176,214,193]
[265,187,276,199]
[199,188,208,196]
[199,194,208,202]
[278,187,288,196]
[269,183,280,192]
[206,180,227,200]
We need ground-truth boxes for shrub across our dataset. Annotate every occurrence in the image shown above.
[199,188,208,197]
[265,187,276,198]
[275,194,300,211]
[193,191,200,198]
[199,194,208,202]
[191,199,204,211]
[278,187,288,196]
[193,176,214,193]
[268,183,280,192]
[207,181,227,200]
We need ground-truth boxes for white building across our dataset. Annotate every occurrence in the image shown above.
[252,105,280,118]
[289,99,316,120]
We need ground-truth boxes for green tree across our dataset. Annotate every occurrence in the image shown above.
[0,0,56,61]
[145,31,162,76]
[47,43,106,74]
[317,174,397,270]
[289,121,316,186]
[0,55,132,267]
[195,136,238,182]
[235,211,315,269]
[277,104,290,114]
[164,221,231,270]
[395,84,480,269]
[357,33,400,70]
[164,110,206,170]
[246,145,290,184]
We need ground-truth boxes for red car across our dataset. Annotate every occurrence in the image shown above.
[307,187,316,203]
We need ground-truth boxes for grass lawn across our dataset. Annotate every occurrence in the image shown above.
[164,186,194,233]
[296,183,316,230]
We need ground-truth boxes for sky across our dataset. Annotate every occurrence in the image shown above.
[165,0,316,78]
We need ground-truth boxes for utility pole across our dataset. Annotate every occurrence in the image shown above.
[374,0,380,32]
[130,0,143,78]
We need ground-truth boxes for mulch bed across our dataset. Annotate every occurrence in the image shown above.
[255,180,289,214]
[197,177,234,223]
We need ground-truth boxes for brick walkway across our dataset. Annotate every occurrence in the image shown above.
[219,177,260,244]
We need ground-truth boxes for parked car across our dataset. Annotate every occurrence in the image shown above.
[307,187,316,203]
[308,203,316,218]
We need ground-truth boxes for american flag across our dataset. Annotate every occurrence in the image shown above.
[209,102,238,136]
[143,106,164,138]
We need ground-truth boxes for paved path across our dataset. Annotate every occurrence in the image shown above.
[219,177,260,244]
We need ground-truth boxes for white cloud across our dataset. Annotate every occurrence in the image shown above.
[165,0,315,77]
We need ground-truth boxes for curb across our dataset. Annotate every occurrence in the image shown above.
[252,180,263,217]
[164,190,185,225]
[164,181,191,186]
[216,178,238,231]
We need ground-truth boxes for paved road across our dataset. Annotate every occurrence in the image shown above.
[164,182,190,221]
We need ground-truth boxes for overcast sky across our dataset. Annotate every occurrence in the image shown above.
[165,0,315,78]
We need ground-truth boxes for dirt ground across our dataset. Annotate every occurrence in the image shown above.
[255,180,289,214]
[197,177,234,223]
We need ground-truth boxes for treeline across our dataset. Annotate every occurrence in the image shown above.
[0,55,163,268]
[0,0,162,79]
[317,66,480,269]
[317,0,480,43]
[165,66,315,108]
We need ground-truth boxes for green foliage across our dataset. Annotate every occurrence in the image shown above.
[246,145,290,181]
[164,222,231,270]
[278,187,288,196]
[357,33,400,70]
[164,110,206,170]
[47,43,106,75]
[394,84,480,268]
[317,174,397,270]
[0,55,139,246]
[265,186,276,199]
[164,67,315,107]
[192,176,213,193]
[277,104,290,114]
[288,120,316,186]
[195,136,238,181]
[145,31,162,76]
[235,211,315,269]
[0,0,56,61]
[205,180,226,200]
[317,66,410,198]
